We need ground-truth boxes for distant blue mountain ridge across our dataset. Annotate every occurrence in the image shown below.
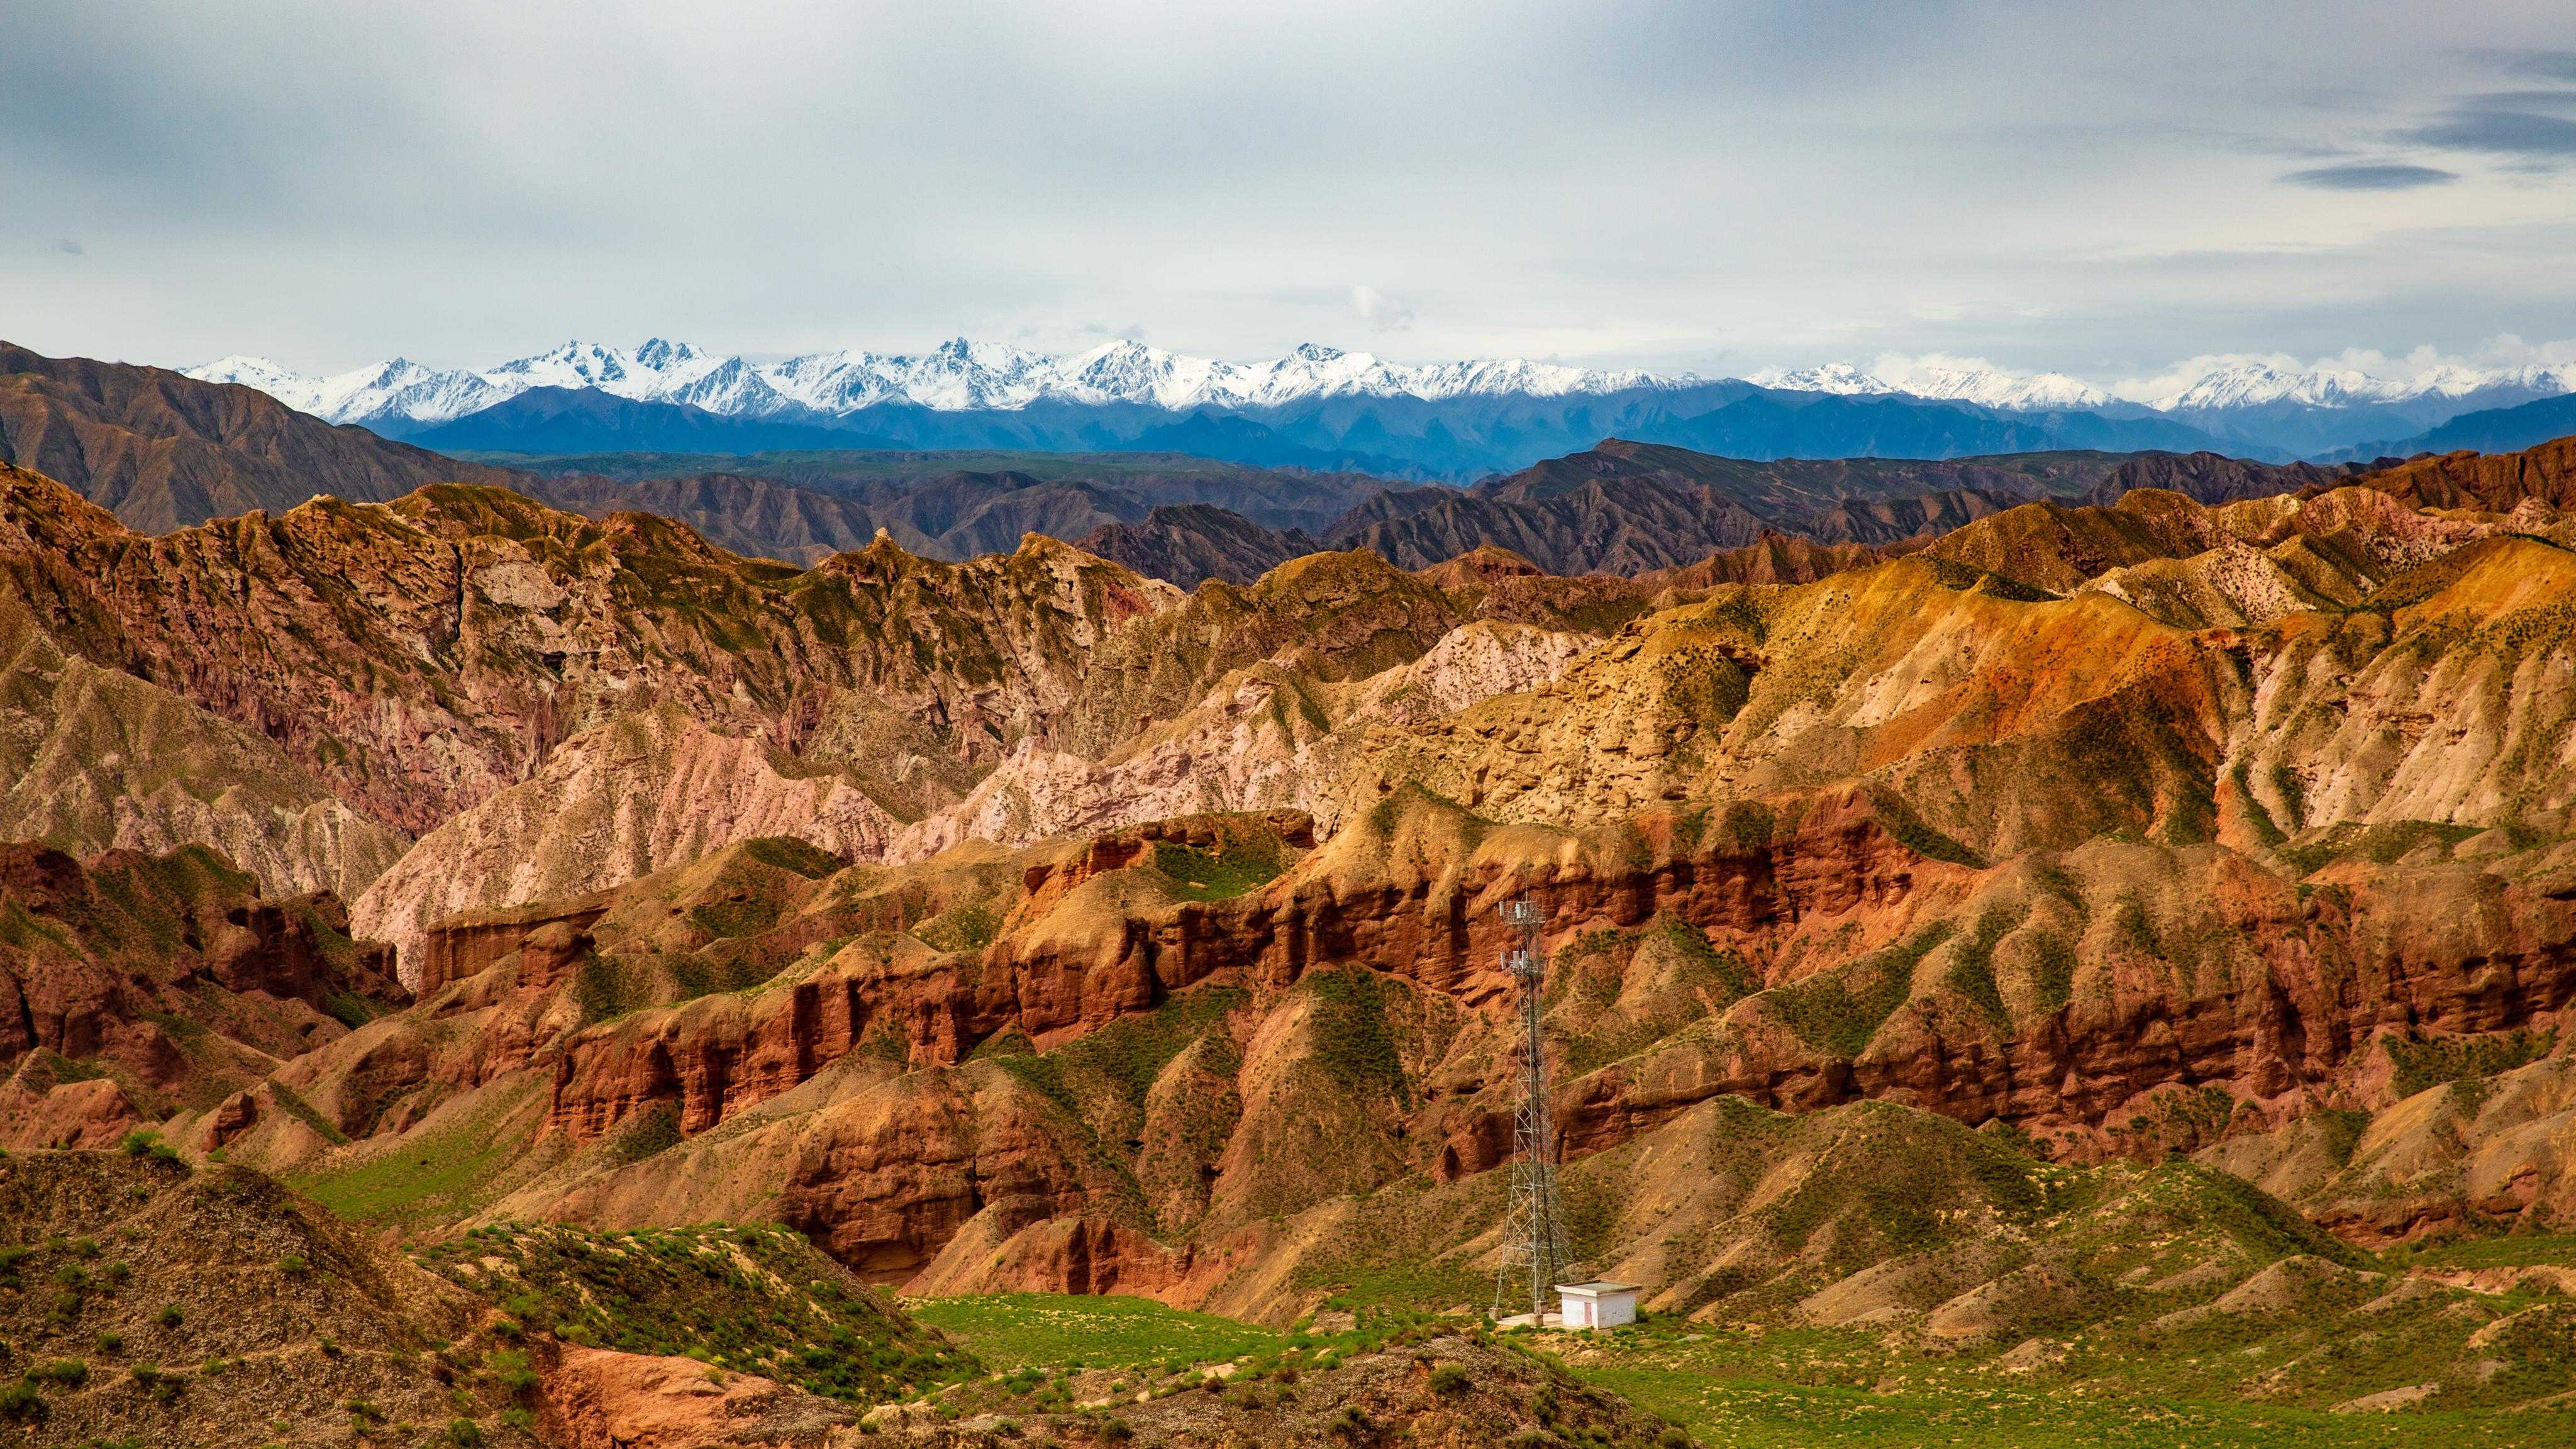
[409,380,2231,481]
[2314,392,2576,464]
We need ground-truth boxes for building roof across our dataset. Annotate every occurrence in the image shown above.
[1555,1281,1641,1294]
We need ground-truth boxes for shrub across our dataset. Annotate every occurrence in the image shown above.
[120,1132,157,1157]
[38,1359,88,1387]
[1656,1428,1694,1448]
[131,1362,183,1403]
[489,1349,540,1397]
[1429,1365,1470,1396]
[277,1254,309,1278]
[0,1382,43,1423]
[1099,1419,1135,1443]
[96,1332,124,1355]
[155,1304,184,1329]
[103,1261,130,1285]
[445,1420,486,1447]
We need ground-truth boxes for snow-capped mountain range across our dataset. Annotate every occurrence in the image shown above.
[186,337,2576,438]
[2145,359,2576,413]
[186,338,1674,433]
[1746,362,2119,412]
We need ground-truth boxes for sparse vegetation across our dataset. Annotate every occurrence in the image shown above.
[415,1221,972,1402]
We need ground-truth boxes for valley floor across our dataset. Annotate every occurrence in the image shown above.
[909,1290,2576,1448]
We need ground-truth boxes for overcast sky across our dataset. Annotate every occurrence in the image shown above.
[6,1,2575,385]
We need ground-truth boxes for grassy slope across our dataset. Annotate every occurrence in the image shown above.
[286,1080,546,1226]
[416,1221,974,1404]
[909,1293,1283,1370]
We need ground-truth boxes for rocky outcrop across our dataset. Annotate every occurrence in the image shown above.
[413,899,611,997]
[538,1344,852,1449]
[0,1069,152,1150]
[0,586,409,902]
[0,842,408,1135]
[353,705,902,981]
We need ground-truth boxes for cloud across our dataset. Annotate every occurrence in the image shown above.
[6,4,2576,375]
[1351,286,1414,333]
[2406,106,2576,158]
[2279,162,2458,190]
[2477,48,2576,82]
[47,239,83,255]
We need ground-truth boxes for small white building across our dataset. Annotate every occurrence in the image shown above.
[1554,1281,1641,1330]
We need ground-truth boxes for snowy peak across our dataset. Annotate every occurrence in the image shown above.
[2144,357,2576,412]
[190,355,306,393]
[1882,364,2111,411]
[1748,359,2111,411]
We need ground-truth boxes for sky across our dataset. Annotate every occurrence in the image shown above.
[6,1,2576,387]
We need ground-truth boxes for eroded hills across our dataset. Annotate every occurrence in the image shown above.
[8,367,2576,1431]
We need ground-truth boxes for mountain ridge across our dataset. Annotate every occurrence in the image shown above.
[187,336,2576,469]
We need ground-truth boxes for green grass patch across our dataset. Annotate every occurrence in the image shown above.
[1763,925,1955,1060]
[688,897,784,941]
[740,836,846,879]
[1149,837,1285,902]
[1050,984,1249,1112]
[292,1094,531,1224]
[908,1293,1282,1370]
[1305,965,1406,1101]
[916,900,1000,953]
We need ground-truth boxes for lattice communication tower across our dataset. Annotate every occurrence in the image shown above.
[1491,893,1577,1320]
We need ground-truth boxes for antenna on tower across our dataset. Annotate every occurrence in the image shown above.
[1492,892,1577,1322]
